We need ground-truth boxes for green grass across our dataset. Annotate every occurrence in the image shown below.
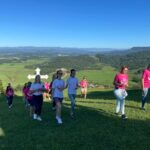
[0,60,52,88]
[0,61,139,91]
[0,89,150,150]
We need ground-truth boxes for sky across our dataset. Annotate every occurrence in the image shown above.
[0,0,150,48]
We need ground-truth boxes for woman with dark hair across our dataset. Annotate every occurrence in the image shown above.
[141,64,150,110]
[113,66,129,119]
[30,75,46,121]
[5,83,14,109]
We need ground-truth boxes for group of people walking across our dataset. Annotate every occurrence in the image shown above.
[4,70,88,124]
[4,64,150,123]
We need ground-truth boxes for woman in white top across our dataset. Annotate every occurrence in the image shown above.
[30,75,46,121]
[52,70,65,124]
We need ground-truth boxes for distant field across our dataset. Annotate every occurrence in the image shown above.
[0,61,140,90]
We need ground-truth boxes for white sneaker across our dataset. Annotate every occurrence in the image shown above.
[33,114,37,120]
[37,116,42,121]
[56,116,63,124]
[9,105,12,109]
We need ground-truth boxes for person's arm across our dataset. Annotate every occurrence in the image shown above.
[141,70,145,90]
[39,84,47,92]
[76,79,80,89]
[113,75,122,86]
[141,78,144,90]
[51,81,55,98]
[65,79,68,89]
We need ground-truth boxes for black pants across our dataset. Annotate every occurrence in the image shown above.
[7,96,13,106]
[33,95,43,116]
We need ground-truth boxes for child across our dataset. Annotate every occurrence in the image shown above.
[52,70,65,124]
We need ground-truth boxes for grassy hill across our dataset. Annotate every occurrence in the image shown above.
[0,89,150,150]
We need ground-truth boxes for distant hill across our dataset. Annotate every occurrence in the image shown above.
[101,46,150,56]
[0,46,122,55]
[96,47,150,70]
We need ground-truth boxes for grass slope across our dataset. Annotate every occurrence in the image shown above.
[0,89,150,150]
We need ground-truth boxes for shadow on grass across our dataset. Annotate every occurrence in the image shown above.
[0,94,150,150]
[83,89,149,102]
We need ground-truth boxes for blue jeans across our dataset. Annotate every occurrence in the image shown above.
[114,89,128,115]
[142,88,150,108]
[7,96,13,106]
[68,94,76,114]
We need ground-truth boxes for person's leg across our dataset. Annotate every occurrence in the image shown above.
[10,96,13,106]
[142,88,148,109]
[33,96,38,119]
[7,97,11,107]
[69,94,76,116]
[116,98,120,114]
[52,99,56,110]
[114,89,122,114]
[55,99,63,124]
[81,88,84,97]
[120,98,125,115]
[36,95,43,120]
[84,88,87,99]
[56,101,61,118]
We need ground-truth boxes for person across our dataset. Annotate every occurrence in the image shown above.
[66,69,79,118]
[22,83,29,107]
[49,73,57,110]
[80,76,88,99]
[141,64,150,110]
[43,82,50,100]
[113,66,129,119]
[5,83,14,109]
[52,70,65,124]
[30,75,46,121]
[25,82,34,117]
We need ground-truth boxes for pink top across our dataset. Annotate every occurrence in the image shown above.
[45,83,50,90]
[6,88,14,96]
[22,87,27,95]
[24,87,32,100]
[142,69,150,88]
[80,80,88,88]
[114,73,128,89]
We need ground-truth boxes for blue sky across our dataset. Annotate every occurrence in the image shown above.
[0,0,150,48]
